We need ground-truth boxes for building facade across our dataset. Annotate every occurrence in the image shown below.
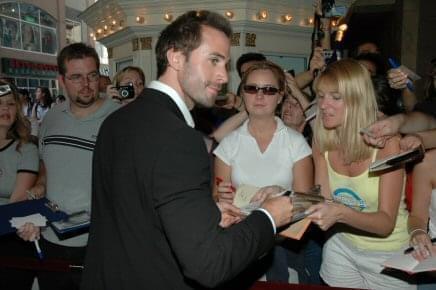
[79,0,333,92]
[0,0,107,99]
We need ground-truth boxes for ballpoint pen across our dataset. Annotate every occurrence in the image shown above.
[34,239,44,260]
[404,238,436,254]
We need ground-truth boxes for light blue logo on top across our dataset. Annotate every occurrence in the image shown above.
[332,187,367,211]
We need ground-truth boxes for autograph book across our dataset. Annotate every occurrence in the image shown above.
[383,253,436,273]
[369,146,424,172]
[234,185,322,239]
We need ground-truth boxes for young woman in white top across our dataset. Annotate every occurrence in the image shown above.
[213,61,313,283]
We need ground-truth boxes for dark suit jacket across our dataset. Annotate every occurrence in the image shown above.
[81,88,275,290]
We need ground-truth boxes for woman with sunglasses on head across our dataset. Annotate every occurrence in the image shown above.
[306,59,415,289]
[213,61,313,283]
[106,66,145,105]
[0,80,40,290]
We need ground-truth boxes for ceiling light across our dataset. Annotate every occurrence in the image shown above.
[257,10,268,21]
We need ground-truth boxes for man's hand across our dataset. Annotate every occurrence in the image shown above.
[361,114,405,148]
[216,202,243,228]
[17,222,40,241]
[250,185,284,204]
[261,196,293,228]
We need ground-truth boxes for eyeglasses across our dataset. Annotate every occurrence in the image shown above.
[65,72,100,84]
[243,85,279,95]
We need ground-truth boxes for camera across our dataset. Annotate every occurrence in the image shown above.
[117,84,134,99]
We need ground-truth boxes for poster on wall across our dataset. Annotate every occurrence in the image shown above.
[21,22,40,52]
[0,17,21,49]
[41,27,56,54]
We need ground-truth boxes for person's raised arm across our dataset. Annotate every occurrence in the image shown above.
[210,110,248,143]
[295,47,325,90]
[362,112,436,148]
[408,149,436,260]
[387,68,417,112]
[286,72,311,110]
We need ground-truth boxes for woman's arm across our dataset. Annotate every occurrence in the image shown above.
[210,111,248,143]
[9,172,37,203]
[309,138,405,237]
[212,157,234,203]
[312,143,331,199]
[292,155,314,192]
[408,149,436,258]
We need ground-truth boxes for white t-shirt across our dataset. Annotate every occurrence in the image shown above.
[213,117,312,190]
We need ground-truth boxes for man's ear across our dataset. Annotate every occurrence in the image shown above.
[166,48,185,71]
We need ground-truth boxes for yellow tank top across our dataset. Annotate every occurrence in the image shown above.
[326,151,409,251]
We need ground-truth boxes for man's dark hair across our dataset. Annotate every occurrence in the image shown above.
[354,52,387,75]
[19,88,29,97]
[236,52,266,78]
[57,42,100,76]
[155,10,232,78]
[371,74,404,116]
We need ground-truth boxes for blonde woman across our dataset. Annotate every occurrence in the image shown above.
[307,59,414,289]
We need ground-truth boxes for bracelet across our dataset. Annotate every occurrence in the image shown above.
[410,228,427,237]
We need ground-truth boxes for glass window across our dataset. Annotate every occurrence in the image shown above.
[51,79,57,88]
[40,11,55,28]
[16,78,28,87]
[21,22,40,52]
[0,2,19,19]
[20,3,38,24]
[0,3,57,55]
[40,79,49,87]
[41,27,56,53]
[29,78,39,88]
[0,17,21,49]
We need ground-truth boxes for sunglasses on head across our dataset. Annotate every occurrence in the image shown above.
[243,85,279,95]
[0,84,12,97]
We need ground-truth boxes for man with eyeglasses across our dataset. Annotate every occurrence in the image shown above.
[19,42,120,290]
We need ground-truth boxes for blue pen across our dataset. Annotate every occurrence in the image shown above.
[34,239,44,260]
[388,58,415,92]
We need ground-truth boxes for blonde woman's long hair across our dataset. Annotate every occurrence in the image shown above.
[314,59,378,163]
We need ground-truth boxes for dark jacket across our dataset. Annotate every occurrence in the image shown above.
[81,88,274,290]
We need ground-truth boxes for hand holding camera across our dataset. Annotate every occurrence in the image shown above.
[106,83,135,103]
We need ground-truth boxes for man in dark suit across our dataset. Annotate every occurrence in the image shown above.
[81,10,294,290]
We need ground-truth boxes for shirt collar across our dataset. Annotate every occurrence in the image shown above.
[241,116,286,136]
[148,80,195,128]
